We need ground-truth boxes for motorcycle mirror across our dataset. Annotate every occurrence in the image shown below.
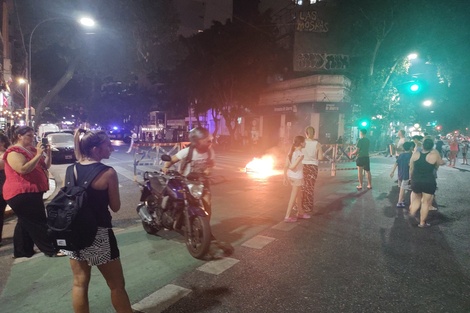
[161,155,172,162]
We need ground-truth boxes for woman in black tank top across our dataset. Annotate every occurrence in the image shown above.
[409,138,442,228]
[63,129,133,313]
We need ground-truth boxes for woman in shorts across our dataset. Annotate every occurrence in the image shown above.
[409,138,442,228]
[62,129,133,313]
[283,136,307,222]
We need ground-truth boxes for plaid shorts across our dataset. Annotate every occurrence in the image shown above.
[62,227,120,266]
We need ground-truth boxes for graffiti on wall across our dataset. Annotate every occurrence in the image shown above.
[296,53,350,71]
[296,10,329,33]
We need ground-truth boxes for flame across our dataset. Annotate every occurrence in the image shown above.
[245,155,279,178]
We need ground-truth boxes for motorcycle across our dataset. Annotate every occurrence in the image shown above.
[136,155,212,259]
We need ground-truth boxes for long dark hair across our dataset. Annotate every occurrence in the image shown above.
[74,129,109,161]
[11,126,34,144]
[288,136,305,163]
[0,133,11,149]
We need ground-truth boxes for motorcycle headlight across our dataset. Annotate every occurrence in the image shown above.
[187,182,204,199]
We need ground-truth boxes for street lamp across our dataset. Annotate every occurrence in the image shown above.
[423,100,432,107]
[25,16,95,127]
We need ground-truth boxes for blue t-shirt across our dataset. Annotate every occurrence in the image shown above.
[396,152,412,180]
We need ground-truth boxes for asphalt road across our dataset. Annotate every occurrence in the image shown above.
[1,143,470,313]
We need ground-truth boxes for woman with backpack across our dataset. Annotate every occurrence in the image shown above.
[61,129,132,313]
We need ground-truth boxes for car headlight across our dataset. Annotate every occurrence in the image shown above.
[187,182,204,199]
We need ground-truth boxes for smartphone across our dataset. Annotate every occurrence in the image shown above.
[41,138,48,146]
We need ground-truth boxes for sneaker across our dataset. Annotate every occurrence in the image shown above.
[396,202,405,208]
[284,217,298,223]
[297,213,311,219]
[418,223,431,228]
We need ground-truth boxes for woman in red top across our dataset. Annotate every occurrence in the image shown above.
[448,136,459,167]
[3,126,61,258]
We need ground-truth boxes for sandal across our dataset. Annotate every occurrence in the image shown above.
[284,217,298,223]
[356,186,363,190]
[418,223,431,228]
[367,186,372,190]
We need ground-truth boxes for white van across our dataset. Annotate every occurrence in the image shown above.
[37,123,60,139]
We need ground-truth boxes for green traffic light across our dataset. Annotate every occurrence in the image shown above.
[410,83,420,92]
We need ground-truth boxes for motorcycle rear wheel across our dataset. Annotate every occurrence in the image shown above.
[142,221,159,235]
[185,216,211,259]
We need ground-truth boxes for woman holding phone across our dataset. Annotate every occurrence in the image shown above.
[3,126,62,258]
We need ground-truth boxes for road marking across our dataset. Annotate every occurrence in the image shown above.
[131,284,191,313]
[197,257,239,275]
[272,221,297,231]
[242,235,276,249]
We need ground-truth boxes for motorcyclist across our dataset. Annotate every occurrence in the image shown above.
[161,127,233,258]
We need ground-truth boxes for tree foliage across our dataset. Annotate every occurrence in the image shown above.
[13,0,182,127]
[337,0,470,132]
[166,13,288,139]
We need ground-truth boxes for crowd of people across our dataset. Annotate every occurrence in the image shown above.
[282,127,457,229]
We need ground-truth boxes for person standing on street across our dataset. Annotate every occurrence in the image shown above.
[395,130,406,157]
[126,130,138,153]
[461,140,468,165]
[409,138,442,228]
[301,126,323,214]
[435,136,444,158]
[390,141,413,208]
[283,136,307,222]
[448,136,459,167]
[62,129,133,313]
[0,133,11,246]
[353,129,372,190]
[3,126,61,258]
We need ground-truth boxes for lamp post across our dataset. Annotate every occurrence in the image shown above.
[25,16,95,126]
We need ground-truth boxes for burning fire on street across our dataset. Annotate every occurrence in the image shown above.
[244,155,281,178]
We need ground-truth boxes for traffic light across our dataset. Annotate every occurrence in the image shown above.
[396,79,427,95]
[357,118,370,128]
[409,82,421,93]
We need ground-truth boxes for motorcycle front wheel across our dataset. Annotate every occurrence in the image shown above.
[185,216,211,259]
[142,221,159,235]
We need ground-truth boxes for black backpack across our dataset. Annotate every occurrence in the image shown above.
[46,163,109,251]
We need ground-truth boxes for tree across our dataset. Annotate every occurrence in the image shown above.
[13,0,182,127]
[337,0,470,134]
[166,12,288,142]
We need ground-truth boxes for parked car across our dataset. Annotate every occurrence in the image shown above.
[45,132,76,164]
